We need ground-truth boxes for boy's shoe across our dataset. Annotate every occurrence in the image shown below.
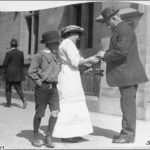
[31,134,42,147]
[23,101,27,109]
[45,136,55,148]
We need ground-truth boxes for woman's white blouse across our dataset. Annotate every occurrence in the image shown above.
[59,38,81,68]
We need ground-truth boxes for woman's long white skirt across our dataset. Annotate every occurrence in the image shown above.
[52,64,93,138]
[52,95,93,138]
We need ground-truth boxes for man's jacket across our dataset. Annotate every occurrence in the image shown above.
[3,48,25,82]
[103,21,148,87]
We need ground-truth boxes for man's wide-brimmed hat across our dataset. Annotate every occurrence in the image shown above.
[10,38,18,46]
[95,7,119,23]
[40,30,60,44]
[61,25,85,38]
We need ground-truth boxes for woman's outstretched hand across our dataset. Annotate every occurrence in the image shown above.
[84,63,92,68]
[88,56,99,64]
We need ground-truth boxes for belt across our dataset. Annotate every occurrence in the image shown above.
[42,82,57,89]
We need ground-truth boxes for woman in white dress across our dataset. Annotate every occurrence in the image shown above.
[53,25,99,142]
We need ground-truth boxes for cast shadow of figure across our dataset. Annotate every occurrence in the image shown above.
[0,102,22,109]
[91,126,119,139]
[16,130,44,143]
[40,125,89,143]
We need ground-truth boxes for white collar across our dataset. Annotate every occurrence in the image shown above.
[43,49,51,53]
[11,47,16,50]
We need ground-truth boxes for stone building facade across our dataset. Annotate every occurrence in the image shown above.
[0,1,149,120]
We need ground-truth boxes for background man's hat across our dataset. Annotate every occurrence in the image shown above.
[40,30,60,44]
[95,7,119,23]
[61,25,85,38]
[10,38,18,46]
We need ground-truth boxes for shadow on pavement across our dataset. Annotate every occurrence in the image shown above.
[0,102,22,109]
[16,125,119,144]
[16,130,44,142]
[91,126,119,139]
[16,127,62,144]
[40,125,89,143]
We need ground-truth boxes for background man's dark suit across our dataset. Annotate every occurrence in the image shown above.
[3,39,27,108]
[3,48,25,82]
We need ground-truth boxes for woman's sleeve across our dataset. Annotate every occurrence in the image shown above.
[63,40,80,67]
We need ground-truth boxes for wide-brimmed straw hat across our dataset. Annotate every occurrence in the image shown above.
[61,25,85,38]
[40,30,60,44]
[95,7,119,23]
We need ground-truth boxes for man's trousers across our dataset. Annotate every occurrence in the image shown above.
[5,81,25,105]
[119,84,138,142]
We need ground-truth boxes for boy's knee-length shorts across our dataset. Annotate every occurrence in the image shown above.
[34,83,60,118]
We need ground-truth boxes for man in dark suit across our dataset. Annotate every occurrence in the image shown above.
[96,7,148,143]
[3,38,27,109]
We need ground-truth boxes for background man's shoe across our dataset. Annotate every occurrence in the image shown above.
[23,101,27,109]
[45,136,55,148]
[5,103,11,107]
[112,138,132,144]
[31,134,42,147]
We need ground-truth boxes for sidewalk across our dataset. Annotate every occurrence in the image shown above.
[0,96,150,149]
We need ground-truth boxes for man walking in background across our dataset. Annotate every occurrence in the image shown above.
[3,38,27,109]
[96,7,148,143]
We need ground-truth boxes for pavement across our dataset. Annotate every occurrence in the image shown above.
[0,96,150,149]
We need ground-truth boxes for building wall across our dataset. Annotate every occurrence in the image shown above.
[0,12,21,65]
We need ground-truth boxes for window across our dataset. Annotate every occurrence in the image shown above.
[25,11,39,55]
[120,7,144,29]
[33,11,39,54]
[73,3,94,49]
[25,15,32,55]
[87,3,93,48]
[75,4,82,26]
[125,19,134,28]
[73,3,99,96]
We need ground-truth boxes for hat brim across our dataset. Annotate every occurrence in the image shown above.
[40,39,59,44]
[61,29,85,38]
[96,9,119,23]
[10,42,18,45]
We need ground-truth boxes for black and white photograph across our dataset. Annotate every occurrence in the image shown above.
[0,0,150,149]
